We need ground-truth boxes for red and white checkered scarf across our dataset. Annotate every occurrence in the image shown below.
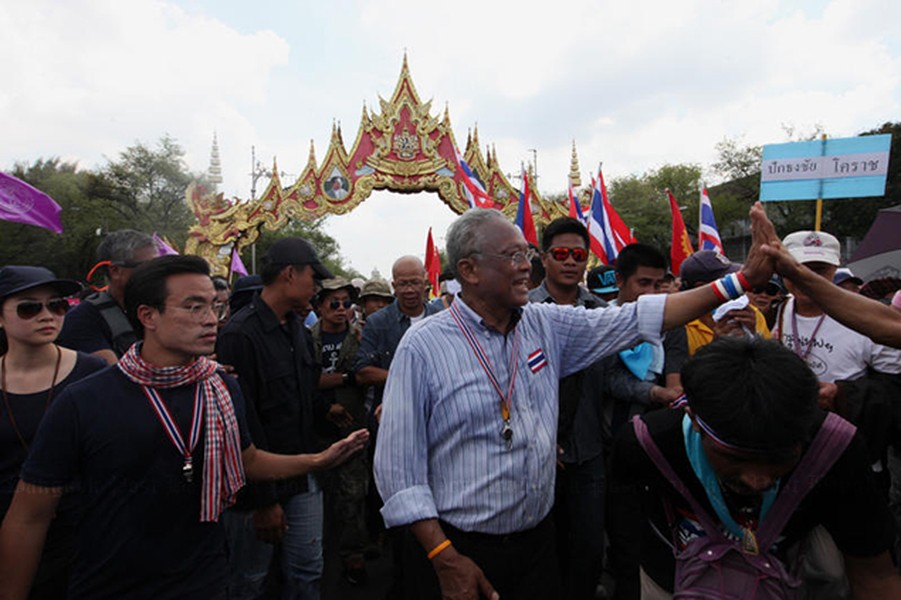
[118,343,246,522]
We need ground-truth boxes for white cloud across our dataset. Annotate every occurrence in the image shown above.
[1,0,898,274]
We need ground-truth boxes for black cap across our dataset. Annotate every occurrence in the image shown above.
[263,237,334,279]
[586,265,618,294]
[0,266,81,302]
[679,250,740,286]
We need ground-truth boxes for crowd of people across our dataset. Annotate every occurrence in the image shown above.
[0,202,900,599]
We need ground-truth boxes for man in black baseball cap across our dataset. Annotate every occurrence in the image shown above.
[216,237,342,598]
[264,237,334,280]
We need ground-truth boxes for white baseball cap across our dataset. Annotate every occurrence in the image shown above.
[782,231,841,266]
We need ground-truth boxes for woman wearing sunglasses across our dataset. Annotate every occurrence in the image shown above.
[0,266,107,598]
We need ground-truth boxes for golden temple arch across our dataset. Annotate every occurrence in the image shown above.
[185,55,580,275]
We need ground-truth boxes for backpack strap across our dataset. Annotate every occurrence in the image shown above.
[632,415,730,543]
[755,413,856,546]
[85,291,136,357]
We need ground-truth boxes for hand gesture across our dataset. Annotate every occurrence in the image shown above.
[432,546,500,600]
[253,503,287,544]
[327,403,353,428]
[741,202,778,288]
[316,429,370,470]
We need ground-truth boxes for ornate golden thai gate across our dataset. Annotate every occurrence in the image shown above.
[185,56,578,275]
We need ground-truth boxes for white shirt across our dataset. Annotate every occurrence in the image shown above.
[776,298,901,383]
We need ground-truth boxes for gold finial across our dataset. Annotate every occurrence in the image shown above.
[306,139,317,170]
[569,140,582,188]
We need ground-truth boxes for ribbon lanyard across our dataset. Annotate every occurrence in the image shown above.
[789,299,826,361]
[449,302,519,449]
[142,384,203,482]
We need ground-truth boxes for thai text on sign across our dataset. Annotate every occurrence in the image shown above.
[759,134,891,202]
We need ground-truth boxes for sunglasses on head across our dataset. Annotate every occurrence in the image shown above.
[549,247,589,262]
[15,298,70,320]
[329,299,353,310]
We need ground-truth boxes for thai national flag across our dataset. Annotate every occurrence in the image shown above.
[698,184,724,254]
[454,146,494,209]
[587,165,634,264]
[515,166,538,246]
[567,178,587,226]
[528,348,548,373]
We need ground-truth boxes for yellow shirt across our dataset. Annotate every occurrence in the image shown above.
[685,306,771,356]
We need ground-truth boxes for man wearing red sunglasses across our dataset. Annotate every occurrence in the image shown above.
[528,217,606,600]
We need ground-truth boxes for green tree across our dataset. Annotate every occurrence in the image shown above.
[100,135,199,246]
[247,217,361,280]
[608,163,704,255]
[0,159,130,279]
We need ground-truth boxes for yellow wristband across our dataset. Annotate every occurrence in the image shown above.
[427,539,452,560]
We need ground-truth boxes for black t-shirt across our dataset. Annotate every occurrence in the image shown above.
[57,299,134,357]
[608,408,895,593]
[0,351,107,516]
[21,367,252,599]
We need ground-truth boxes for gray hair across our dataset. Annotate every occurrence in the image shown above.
[97,229,154,263]
[446,208,511,277]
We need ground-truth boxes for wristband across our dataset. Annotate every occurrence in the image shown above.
[711,272,746,302]
[736,271,750,291]
[427,539,452,560]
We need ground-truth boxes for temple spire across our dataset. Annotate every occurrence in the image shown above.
[208,132,223,189]
[569,140,582,187]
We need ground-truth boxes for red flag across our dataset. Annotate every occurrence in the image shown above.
[424,227,441,298]
[515,168,538,246]
[598,169,636,246]
[567,178,586,224]
[667,189,693,275]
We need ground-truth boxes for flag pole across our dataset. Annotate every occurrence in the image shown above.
[698,180,703,253]
[815,133,827,232]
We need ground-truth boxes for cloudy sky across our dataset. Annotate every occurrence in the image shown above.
[2,0,899,278]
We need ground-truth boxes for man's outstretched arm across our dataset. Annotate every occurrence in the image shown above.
[762,241,901,349]
[242,428,369,480]
[660,202,775,331]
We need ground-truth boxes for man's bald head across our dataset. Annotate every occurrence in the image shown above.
[392,256,425,280]
[392,255,427,317]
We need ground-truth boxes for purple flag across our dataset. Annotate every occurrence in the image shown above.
[152,232,179,256]
[0,171,64,234]
[231,248,249,277]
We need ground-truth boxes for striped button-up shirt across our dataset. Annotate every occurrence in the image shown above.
[374,293,666,534]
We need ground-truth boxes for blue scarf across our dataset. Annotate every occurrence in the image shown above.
[681,414,779,541]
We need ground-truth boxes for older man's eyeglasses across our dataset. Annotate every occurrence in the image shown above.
[166,302,229,323]
[474,248,537,266]
[394,280,424,290]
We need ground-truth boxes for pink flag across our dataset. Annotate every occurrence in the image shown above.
[0,171,64,233]
[231,247,249,277]
[152,233,179,256]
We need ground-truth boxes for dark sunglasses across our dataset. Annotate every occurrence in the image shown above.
[15,298,70,319]
[549,247,589,262]
[329,299,354,310]
[752,285,781,296]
